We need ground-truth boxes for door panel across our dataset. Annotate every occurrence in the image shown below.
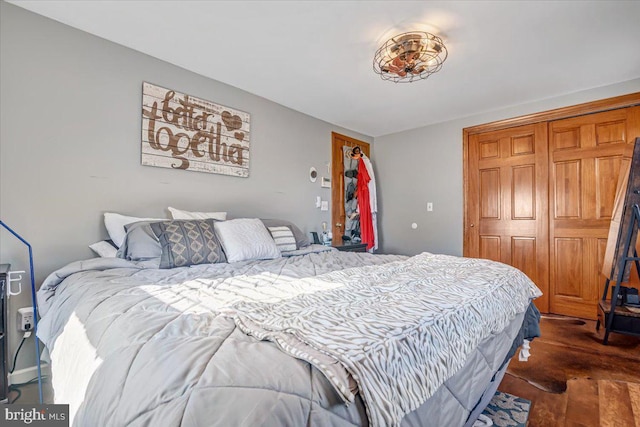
[480,140,500,158]
[480,169,501,219]
[548,107,640,319]
[480,236,501,262]
[554,160,582,218]
[466,123,550,313]
[595,120,626,145]
[595,156,622,219]
[554,238,583,297]
[553,128,580,150]
[511,237,537,282]
[511,135,535,155]
[512,166,535,219]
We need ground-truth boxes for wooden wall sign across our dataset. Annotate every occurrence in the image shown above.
[141,82,250,177]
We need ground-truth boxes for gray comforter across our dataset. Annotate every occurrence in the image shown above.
[37,249,540,427]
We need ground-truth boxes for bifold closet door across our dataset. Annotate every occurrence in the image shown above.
[466,123,550,313]
[549,107,640,319]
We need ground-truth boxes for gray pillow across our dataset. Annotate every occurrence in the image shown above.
[150,219,226,269]
[260,219,310,249]
[116,221,162,261]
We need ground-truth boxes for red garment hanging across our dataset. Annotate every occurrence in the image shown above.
[357,159,374,251]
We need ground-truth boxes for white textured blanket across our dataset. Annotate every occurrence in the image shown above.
[230,253,542,427]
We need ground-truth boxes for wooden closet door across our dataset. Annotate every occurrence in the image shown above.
[466,123,549,312]
[549,107,640,319]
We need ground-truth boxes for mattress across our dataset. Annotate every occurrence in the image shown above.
[36,248,540,426]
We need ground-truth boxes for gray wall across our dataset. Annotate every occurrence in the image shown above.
[0,2,371,372]
[374,79,640,257]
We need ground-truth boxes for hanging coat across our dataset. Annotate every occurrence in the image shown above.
[357,158,375,251]
[361,154,378,251]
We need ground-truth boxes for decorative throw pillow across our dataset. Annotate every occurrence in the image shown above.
[168,207,227,221]
[214,218,281,263]
[104,212,164,248]
[150,219,226,269]
[260,219,310,248]
[268,226,297,252]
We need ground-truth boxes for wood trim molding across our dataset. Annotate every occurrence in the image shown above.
[464,92,640,135]
[462,128,470,257]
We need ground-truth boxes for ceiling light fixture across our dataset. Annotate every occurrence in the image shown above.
[373,31,448,83]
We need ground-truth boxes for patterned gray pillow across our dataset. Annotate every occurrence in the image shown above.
[150,219,226,269]
[260,219,310,248]
[267,226,297,252]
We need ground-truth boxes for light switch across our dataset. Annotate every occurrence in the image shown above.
[427,202,433,212]
[320,201,329,211]
[316,196,321,208]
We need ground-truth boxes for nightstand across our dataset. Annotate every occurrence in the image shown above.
[332,243,367,252]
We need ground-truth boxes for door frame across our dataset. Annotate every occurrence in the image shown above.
[463,92,640,314]
[331,132,370,246]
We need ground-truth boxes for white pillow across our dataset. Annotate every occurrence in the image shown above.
[214,218,280,263]
[104,212,163,248]
[168,207,227,221]
[89,240,118,258]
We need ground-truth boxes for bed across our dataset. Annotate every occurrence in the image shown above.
[36,217,541,427]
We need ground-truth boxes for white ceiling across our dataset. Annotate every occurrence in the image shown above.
[9,1,640,137]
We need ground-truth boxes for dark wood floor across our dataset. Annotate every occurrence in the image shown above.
[499,316,640,427]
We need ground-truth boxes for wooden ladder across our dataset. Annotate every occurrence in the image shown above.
[597,203,640,344]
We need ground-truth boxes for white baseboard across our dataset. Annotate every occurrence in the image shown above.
[8,363,50,385]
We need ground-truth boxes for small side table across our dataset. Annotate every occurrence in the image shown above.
[332,243,367,253]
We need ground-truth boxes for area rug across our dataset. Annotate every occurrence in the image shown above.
[478,391,531,427]
[506,315,640,393]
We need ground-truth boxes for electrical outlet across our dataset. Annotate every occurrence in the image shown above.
[18,307,34,331]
